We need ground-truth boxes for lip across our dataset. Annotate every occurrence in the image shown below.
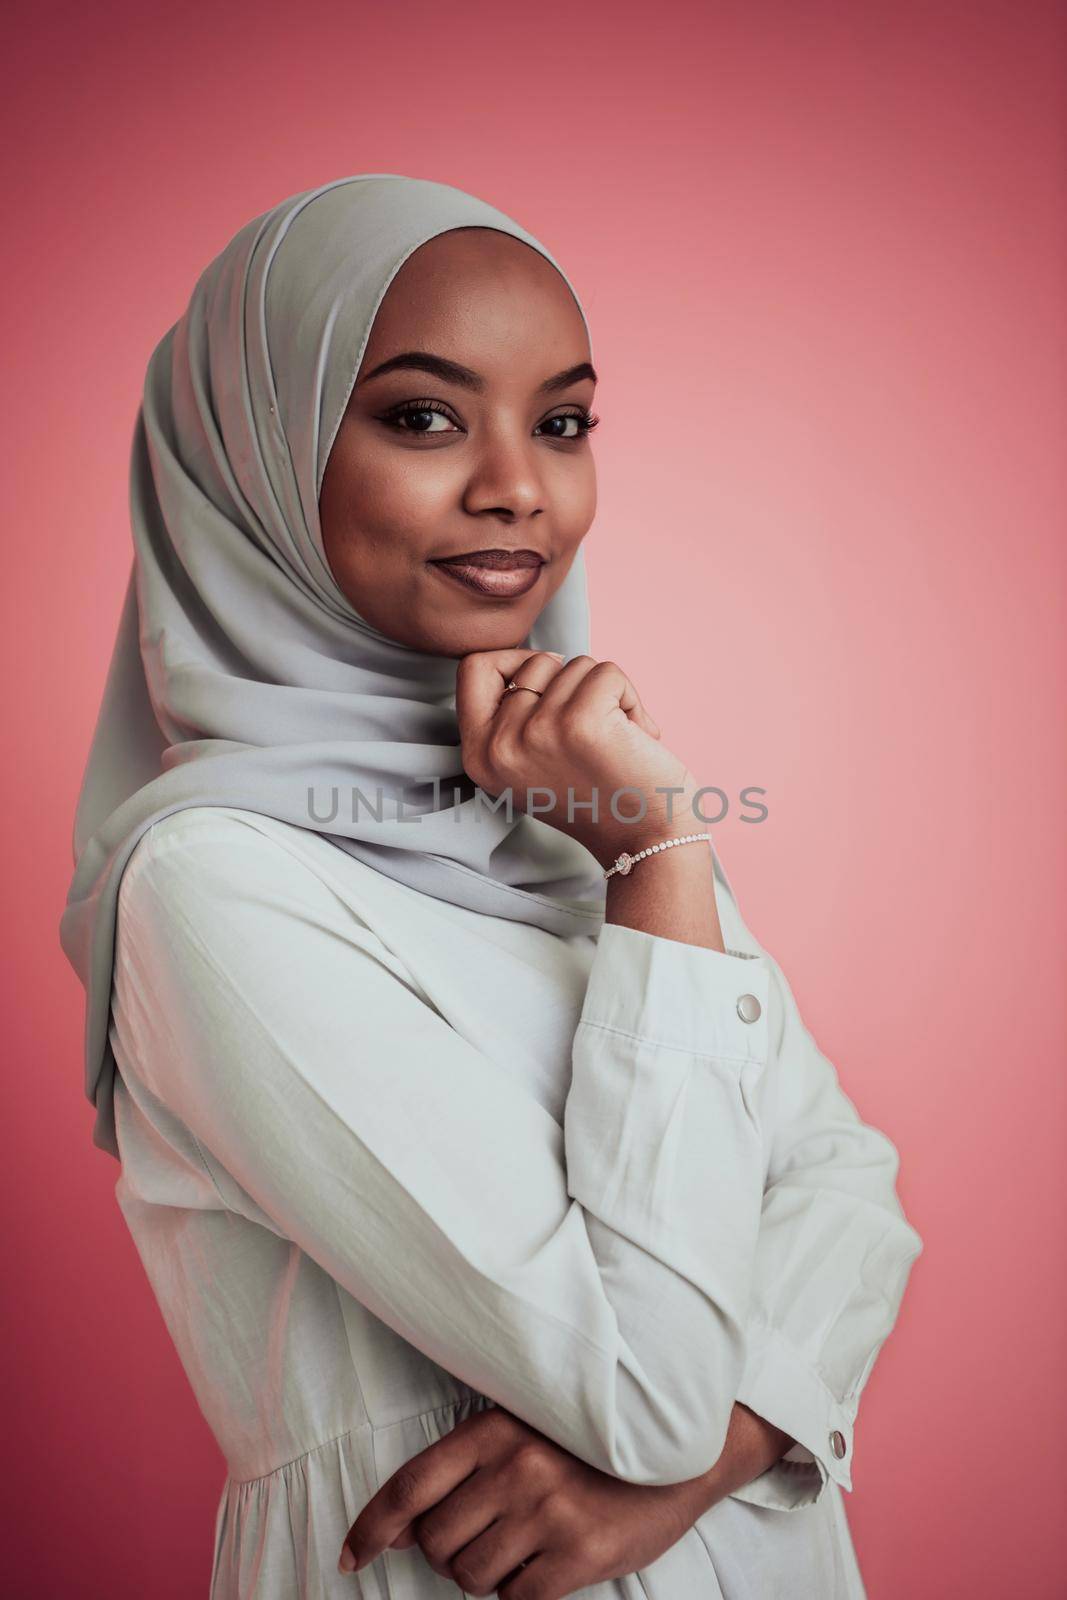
[429,548,546,600]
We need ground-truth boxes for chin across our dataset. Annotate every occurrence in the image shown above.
[418,605,541,660]
[434,628,537,660]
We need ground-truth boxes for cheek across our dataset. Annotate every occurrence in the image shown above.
[553,457,597,542]
[326,441,456,567]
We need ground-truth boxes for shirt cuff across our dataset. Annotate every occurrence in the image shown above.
[729,1314,855,1510]
[578,921,770,1065]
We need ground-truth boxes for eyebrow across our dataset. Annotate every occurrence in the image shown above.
[356,351,597,395]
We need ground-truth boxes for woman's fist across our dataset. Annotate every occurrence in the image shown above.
[455,648,702,865]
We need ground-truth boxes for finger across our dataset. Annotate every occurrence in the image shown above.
[339,1430,483,1574]
[490,651,570,733]
[445,1515,540,1597]
[536,656,647,727]
[456,648,563,744]
[566,659,644,726]
[531,656,601,713]
[628,702,661,738]
[499,1549,573,1600]
[411,1465,502,1576]
[500,652,568,700]
[530,655,660,741]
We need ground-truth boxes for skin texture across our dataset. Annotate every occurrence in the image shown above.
[323,231,796,1594]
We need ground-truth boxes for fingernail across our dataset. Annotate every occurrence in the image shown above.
[338,1544,358,1574]
[548,651,565,661]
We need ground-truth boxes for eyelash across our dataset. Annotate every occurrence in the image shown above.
[378,399,601,440]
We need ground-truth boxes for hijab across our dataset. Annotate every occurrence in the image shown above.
[60,174,613,1160]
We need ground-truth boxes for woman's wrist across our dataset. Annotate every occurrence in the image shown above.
[604,839,724,952]
[595,774,724,950]
[591,772,707,866]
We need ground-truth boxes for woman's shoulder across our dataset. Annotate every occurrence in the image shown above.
[114,804,426,1014]
[134,803,306,857]
[118,806,348,930]
[125,804,304,877]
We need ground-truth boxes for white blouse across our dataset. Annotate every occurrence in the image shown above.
[108,805,922,1599]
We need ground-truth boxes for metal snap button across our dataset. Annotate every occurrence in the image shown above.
[736,993,762,1024]
[830,1429,847,1459]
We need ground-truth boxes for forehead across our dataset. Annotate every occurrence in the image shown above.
[361,227,589,374]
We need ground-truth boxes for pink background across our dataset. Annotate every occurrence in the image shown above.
[5,2,1064,1594]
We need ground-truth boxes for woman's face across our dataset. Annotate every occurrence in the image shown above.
[319,227,598,656]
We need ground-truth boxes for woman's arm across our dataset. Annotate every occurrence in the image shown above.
[114,808,772,1487]
[730,1005,924,1509]
[449,645,923,1507]
[714,858,925,1510]
[338,1394,797,1581]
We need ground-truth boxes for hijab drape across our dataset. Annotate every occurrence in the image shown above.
[60,174,611,1159]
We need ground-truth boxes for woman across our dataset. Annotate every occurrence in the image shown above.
[60,175,922,1599]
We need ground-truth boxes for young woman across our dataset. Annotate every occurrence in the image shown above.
[60,175,922,1600]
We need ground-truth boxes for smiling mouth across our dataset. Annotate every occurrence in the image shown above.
[428,548,546,599]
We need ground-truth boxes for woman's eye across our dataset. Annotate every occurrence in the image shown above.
[537,410,600,440]
[381,403,458,435]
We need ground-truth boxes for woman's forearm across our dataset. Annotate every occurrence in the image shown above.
[672,1402,796,1523]
[605,842,724,951]
[604,810,792,1511]
[601,782,725,953]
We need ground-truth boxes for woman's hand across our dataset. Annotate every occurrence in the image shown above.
[456,647,703,867]
[338,1404,796,1597]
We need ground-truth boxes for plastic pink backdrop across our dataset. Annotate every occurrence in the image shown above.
[5,2,1063,1595]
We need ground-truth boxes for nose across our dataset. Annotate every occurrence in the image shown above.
[461,424,544,523]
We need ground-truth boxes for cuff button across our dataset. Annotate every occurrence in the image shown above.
[830,1430,847,1459]
[736,993,762,1023]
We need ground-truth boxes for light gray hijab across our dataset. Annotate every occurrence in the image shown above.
[60,174,613,1159]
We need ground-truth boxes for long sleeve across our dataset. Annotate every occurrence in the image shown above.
[712,863,924,1511]
[113,814,775,1488]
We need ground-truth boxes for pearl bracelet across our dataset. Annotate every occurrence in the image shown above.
[603,832,712,880]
